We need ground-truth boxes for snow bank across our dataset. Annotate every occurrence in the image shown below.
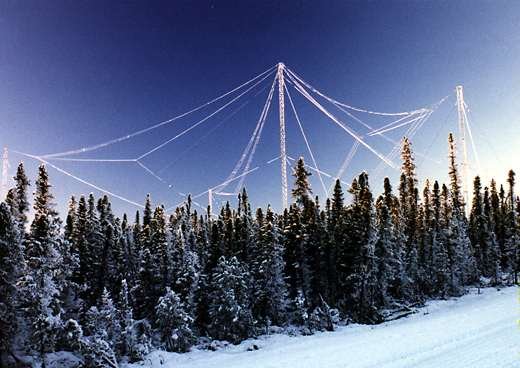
[127,286,519,368]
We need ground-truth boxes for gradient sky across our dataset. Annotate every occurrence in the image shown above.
[1,1,519,217]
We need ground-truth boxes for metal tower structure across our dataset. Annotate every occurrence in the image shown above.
[277,63,288,209]
[455,85,470,210]
[1,147,9,200]
[208,188,213,217]
[10,64,465,213]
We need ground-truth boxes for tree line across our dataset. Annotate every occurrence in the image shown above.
[0,133,518,367]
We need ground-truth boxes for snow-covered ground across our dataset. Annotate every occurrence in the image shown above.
[130,286,519,368]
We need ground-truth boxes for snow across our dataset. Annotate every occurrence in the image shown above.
[126,286,519,368]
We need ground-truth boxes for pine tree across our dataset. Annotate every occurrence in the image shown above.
[379,178,405,301]
[399,138,419,255]
[208,256,253,343]
[0,202,24,363]
[83,194,104,306]
[85,288,121,352]
[292,157,312,208]
[132,247,156,321]
[235,188,255,264]
[469,176,485,274]
[504,170,518,282]
[65,196,77,243]
[398,138,421,300]
[155,288,195,352]
[374,179,399,307]
[283,205,304,304]
[446,134,477,291]
[63,319,119,368]
[253,206,288,328]
[132,210,142,255]
[150,205,169,300]
[170,227,200,311]
[9,163,30,234]
[325,180,344,305]
[119,214,137,288]
[344,172,380,322]
[22,165,63,364]
[482,186,501,283]
[116,279,133,357]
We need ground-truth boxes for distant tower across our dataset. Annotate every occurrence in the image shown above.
[277,62,288,209]
[208,188,213,218]
[455,85,470,211]
[1,147,9,200]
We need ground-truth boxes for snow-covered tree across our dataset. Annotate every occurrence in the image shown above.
[292,157,312,208]
[155,288,195,352]
[253,206,288,327]
[21,164,63,364]
[0,202,24,363]
[7,163,30,234]
[208,256,253,343]
[85,288,121,351]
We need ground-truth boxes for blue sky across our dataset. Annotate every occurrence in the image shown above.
[1,1,519,216]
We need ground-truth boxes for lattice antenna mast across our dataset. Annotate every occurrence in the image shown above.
[456,85,470,211]
[208,188,213,218]
[1,147,9,200]
[277,63,288,209]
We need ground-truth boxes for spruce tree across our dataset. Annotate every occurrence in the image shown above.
[132,247,156,321]
[482,186,501,283]
[22,165,63,364]
[431,181,450,297]
[65,196,77,243]
[85,288,121,352]
[116,279,133,357]
[84,194,104,306]
[344,173,380,322]
[398,138,420,300]
[374,179,399,307]
[155,288,195,352]
[417,180,434,296]
[253,206,288,328]
[292,157,312,207]
[9,163,30,234]
[170,227,200,311]
[0,203,24,364]
[469,176,485,273]
[504,170,518,282]
[208,256,253,343]
[323,181,343,306]
[150,205,169,300]
[399,138,419,255]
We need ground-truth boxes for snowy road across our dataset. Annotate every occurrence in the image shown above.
[133,287,519,368]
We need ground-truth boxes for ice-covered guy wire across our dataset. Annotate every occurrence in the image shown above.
[286,67,429,117]
[462,105,481,172]
[156,97,255,175]
[371,109,434,182]
[137,69,276,160]
[42,64,277,159]
[12,150,145,208]
[232,73,278,193]
[284,69,440,169]
[204,73,278,197]
[286,155,350,187]
[286,70,397,169]
[284,83,328,198]
[329,141,360,196]
[135,100,256,194]
[15,62,458,211]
